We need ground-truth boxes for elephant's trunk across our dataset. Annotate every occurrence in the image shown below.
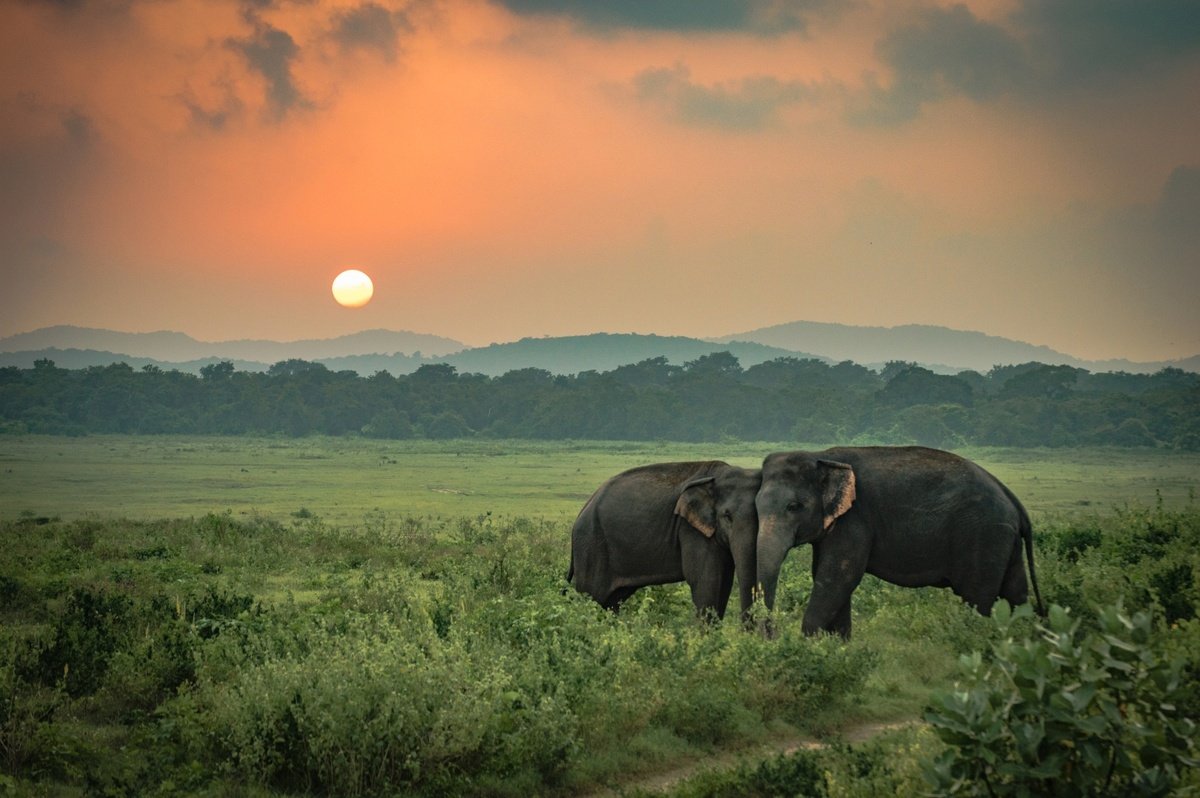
[731,527,757,626]
[756,517,793,613]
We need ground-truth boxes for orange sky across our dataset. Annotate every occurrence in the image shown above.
[1,0,1198,361]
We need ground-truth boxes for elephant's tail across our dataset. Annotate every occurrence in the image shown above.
[1004,484,1045,616]
[562,533,577,596]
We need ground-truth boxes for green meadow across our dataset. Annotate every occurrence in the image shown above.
[4,435,1199,523]
[1,436,1197,796]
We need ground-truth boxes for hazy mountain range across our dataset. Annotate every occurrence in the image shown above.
[2,323,1197,377]
[0,327,463,363]
[711,321,1200,374]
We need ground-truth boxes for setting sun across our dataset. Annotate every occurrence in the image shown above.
[332,269,374,308]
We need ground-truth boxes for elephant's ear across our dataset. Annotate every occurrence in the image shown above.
[675,476,717,538]
[818,460,856,531]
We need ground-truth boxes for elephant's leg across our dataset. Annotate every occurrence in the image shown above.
[682,538,734,620]
[713,561,735,621]
[803,538,867,638]
[997,537,1030,608]
[952,524,1020,616]
[602,585,639,612]
[829,598,852,638]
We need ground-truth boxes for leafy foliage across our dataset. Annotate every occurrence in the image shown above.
[924,601,1200,797]
[649,725,934,798]
[1,511,879,796]
[2,443,1198,796]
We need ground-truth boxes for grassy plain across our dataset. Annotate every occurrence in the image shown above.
[1,435,1198,796]
[3,435,1198,524]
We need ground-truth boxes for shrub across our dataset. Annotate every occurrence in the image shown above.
[663,747,827,798]
[35,587,132,697]
[0,632,67,777]
[924,600,1199,797]
[171,615,578,797]
[734,626,878,725]
[656,725,934,798]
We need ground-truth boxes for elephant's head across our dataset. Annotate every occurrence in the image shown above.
[674,465,762,618]
[755,453,856,611]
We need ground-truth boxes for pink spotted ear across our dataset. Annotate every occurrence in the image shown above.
[674,477,717,538]
[819,461,856,531]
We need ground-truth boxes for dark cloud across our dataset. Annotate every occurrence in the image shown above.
[634,64,814,130]
[18,0,132,11]
[853,5,1028,125]
[227,17,309,120]
[1016,0,1200,90]
[0,101,103,254]
[494,0,825,36]
[1155,165,1200,255]
[24,0,88,8]
[181,86,244,132]
[61,108,97,147]
[330,3,412,62]
[1078,165,1200,305]
[857,0,1200,126]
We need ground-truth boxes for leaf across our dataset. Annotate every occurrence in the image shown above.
[1066,683,1098,712]
[1079,739,1108,769]
[1074,715,1110,736]
[1047,604,1073,633]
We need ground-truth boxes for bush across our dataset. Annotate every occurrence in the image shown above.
[0,632,68,777]
[657,725,934,798]
[924,600,1200,797]
[35,587,132,698]
[170,614,578,797]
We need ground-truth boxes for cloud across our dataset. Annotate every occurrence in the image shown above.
[330,3,411,62]
[180,85,244,132]
[853,5,1028,125]
[1016,0,1200,91]
[0,100,104,255]
[227,15,309,120]
[493,0,824,36]
[1155,165,1200,258]
[24,0,88,8]
[857,0,1200,125]
[633,64,815,130]
[61,108,97,147]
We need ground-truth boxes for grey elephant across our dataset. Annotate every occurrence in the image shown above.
[568,461,761,620]
[755,446,1043,638]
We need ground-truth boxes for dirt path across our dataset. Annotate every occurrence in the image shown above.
[580,720,917,797]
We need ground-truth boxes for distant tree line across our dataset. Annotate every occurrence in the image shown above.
[2,354,1198,448]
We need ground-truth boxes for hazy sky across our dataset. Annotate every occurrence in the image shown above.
[2,0,1198,361]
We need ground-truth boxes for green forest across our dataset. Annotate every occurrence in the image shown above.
[2,354,1198,447]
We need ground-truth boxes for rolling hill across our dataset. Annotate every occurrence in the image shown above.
[2,323,1196,377]
[0,326,464,363]
[712,320,1197,374]
[437,334,811,376]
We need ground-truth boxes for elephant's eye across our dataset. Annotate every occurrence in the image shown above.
[786,501,804,512]
[722,509,733,521]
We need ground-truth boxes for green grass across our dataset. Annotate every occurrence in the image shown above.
[0,436,759,524]
[3,436,1198,524]
[1,435,1197,795]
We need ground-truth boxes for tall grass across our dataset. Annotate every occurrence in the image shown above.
[2,511,880,796]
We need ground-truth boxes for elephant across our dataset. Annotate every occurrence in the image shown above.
[568,461,761,620]
[755,446,1044,639]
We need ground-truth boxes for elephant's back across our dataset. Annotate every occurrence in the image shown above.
[592,460,725,526]
[823,446,1018,523]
